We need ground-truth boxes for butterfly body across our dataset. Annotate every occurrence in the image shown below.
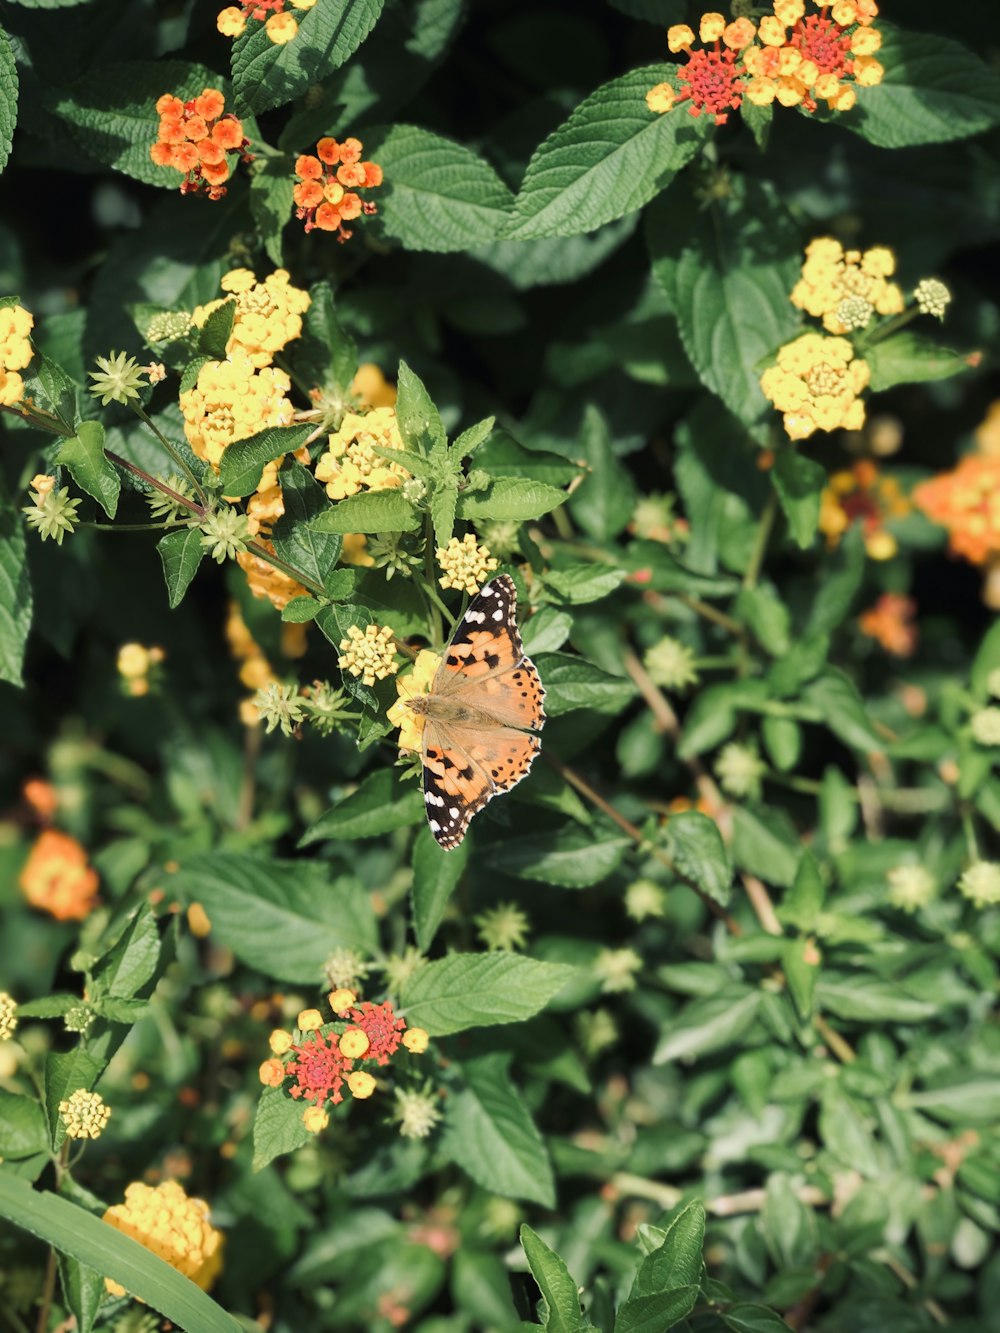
[408,575,545,849]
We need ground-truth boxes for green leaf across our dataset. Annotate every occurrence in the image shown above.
[411,825,469,951]
[310,489,421,534]
[654,986,762,1063]
[566,406,636,542]
[157,528,205,609]
[731,806,800,888]
[0,505,32,686]
[782,936,818,1021]
[772,447,825,549]
[807,526,864,635]
[816,973,937,1023]
[736,583,790,657]
[902,1076,1000,1123]
[490,829,631,888]
[452,416,495,460]
[0,1175,240,1333]
[362,124,514,252]
[0,1091,48,1160]
[535,653,636,716]
[520,1225,584,1333]
[92,907,162,1000]
[521,608,573,656]
[971,620,1000,701]
[615,1288,700,1333]
[780,852,824,932]
[232,0,384,115]
[293,282,357,396]
[58,421,119,518]
[865,331,970,392]
[430,483,458,549]
[0,25,18,175]
[217,424,315,497]
[762,1175,819,1270]
[505,65,711,240]
[475,431,581,487]
[458,477,567,523]
[648,178,800,432]
[47,61,226,187]
[443,1054,555,1206]
[850,23,1000,149]
[666,811,732,907]
[395,360,447,456]
[57,1250,104,1333]
[197,300,236,361]
[762,715,801,771]
[630,1200,705,1295]
[722,1304,793,1331]
[253,1085,310,1171]
[398,954,578,1036]
[540,565,626,605]
[271,463,343,594]
[43,1049,104,1150]
[819,1082,881,1178]
[803,669,881,752]
[301,769,424,844]
[168,854,377,984]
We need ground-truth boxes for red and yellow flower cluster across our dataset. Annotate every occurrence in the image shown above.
[217,0,315,45]
[293,137,383,240]
[19,829,100,922]
[259,990,429,1132]
[150,90,251,200]
[646,1,882,126]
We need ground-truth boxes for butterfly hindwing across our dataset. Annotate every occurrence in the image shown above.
[423,723,541,850]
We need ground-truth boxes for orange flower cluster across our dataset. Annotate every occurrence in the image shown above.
[217,0,315,45]
[150,90,251,201]
[237,458,309,611]
[858,593,917,657]
[19,829,100,921]
[259,992,429,1133]
[646,1,882,126]
[293,137,382,240]
[914,456,1000,566]
[819,459,909,560]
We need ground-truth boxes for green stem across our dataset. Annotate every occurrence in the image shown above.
[743,491,778,591]
[676,594,743,638]
[858,303,920,349]
[962,807,980,861]
[128,402,208,506]
[245,540,326,600]
[104,451,206,519]
[422,517,444,645]
[82,521,187,533]
[0,401,74,437]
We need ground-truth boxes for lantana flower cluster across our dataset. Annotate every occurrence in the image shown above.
[102,1181,223,1296]
[19,828,100,921]
[293,137,383,239]
[192,268,311,368]
[315,406,410,499]
[791,237,903,334]
[259,992,430,1132]
[217,0,315,45]
[0,302,33,406]
[180,349,293,469]
[150,90,251,200]
[645,1,882,127]
[819,459,909,560]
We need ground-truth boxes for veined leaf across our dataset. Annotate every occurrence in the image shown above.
[399,954,578,1036]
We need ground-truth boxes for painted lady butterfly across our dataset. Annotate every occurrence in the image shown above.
[407,574,546,849]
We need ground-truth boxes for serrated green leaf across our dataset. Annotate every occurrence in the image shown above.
[310,488,421,534]
[490,828,630,888]
[772,447,825,549]
[458,477,567,523]
[615,1287,700,1333]
[667,811,732,907]
[541,566,626,605]
[232,0,384,115]
[399,954,578,1036]
[505,65,710,240]
[783,936,818,1021]
[520,1225,584,1333]
[271,462,343,594]
[249,156,293,267]
[197,299,236,361]
[92,907,161,1000]
[430,483,458,549]
[157,528,204,609]
[475,431,581,487]
[253,1085,310,1171]
[0,1175,240,1333]
[168,854,377,984]
[57,1251,104,1333]
[648,178,800,432]
[411,824,468,951]
[44,1049,104,1151]
[0,25,18,175]
[293,282,357,397]
[302,769,424,844]
[57,421,119,518]
[865,330,970,392]
[362,124,513,252]
[217,423,315,497]
[630,1200,705,1296]
[654,986,762,1064]
[442,1054,555,1206]
[536,653,635,716]
[0,506,31,687]
[851,23,1000,148]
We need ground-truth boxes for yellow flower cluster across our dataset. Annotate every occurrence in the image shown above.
[337,623,398,687]
[180,349,292,469]
[59,1088,111,1140]
[117,642,165,697]
[225,601,277,725]
[790,238,904,334]
[102,1180,223,1297]
[0,303,33,406]
[760,332,870,440]
[0,991,17,1041]
[237,459,309,611]
[437,533,498,595]
[314,407,410,500]
[192,268,311,369]
[387,649,441,753]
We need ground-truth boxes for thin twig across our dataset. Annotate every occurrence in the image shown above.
[814,1013,856,1064]
[741,874,783,936]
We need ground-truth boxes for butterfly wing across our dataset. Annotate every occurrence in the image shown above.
[422,718,541,850]
[432,575,546,732]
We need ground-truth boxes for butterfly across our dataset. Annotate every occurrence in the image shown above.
[406,574,546,850]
